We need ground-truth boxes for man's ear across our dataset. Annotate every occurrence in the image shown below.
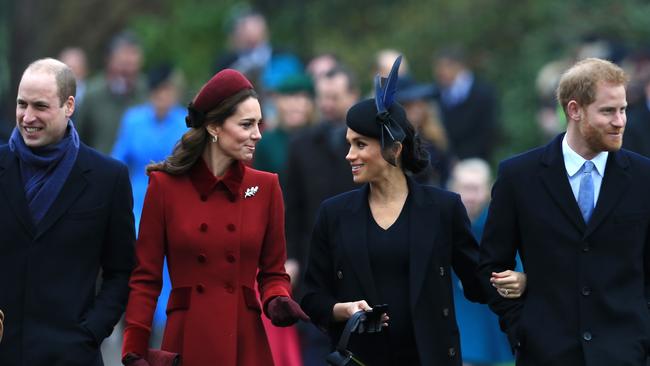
[64,96,75,118]
[566,100,582,122]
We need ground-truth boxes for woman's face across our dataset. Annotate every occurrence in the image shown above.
[210,97,262,162]
[345,128,389,184]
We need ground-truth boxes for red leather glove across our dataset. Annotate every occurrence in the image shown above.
[267,296,310,327]
[122,353,151,366]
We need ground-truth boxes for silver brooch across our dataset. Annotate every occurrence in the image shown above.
[244,186,259,198]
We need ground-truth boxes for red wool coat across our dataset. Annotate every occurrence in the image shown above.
[122,160,291,366]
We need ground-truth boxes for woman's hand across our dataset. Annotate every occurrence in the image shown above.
[332,301,389,327]
[491,270,527,298]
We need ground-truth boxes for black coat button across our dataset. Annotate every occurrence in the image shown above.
[337,270,343,280]
[439,267,445,276]
[583,331,592,341]
[442,308,449,317]
[581,286,591,296]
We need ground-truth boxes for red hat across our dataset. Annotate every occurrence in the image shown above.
[185,69,254,128]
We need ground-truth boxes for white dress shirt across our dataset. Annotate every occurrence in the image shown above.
[562,134,608,205]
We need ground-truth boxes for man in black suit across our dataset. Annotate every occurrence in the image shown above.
[434,47,499,162]
[0,58,135,365]
[479,57,650,365]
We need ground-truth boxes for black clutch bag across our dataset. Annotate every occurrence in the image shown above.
[145,349,181,366]
[325,311,367,366]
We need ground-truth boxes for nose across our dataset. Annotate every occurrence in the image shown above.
[20,105,36,123]
[251,124,262,141]
[345,146,355,162]
[614,110,626,128]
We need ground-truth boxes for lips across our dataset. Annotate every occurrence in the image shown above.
[351,164,363,174]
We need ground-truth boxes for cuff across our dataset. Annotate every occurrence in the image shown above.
[122,326,151,359]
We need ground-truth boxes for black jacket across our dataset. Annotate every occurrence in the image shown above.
[479,134,650,365]
[0,143,135,365]
[301,178,483,365]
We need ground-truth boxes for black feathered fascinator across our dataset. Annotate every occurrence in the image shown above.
[346,55,409,166]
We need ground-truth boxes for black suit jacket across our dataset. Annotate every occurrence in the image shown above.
[478,134,650,365]
[285,122,358,282]
[301,179,483,365]
[0,143,135,366]
[439,78,499,161]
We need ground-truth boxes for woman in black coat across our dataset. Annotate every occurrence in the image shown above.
[301,57,524,365]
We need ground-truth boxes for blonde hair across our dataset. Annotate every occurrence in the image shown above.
[556,58,628,115]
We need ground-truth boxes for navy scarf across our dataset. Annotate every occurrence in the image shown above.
[9,121,80,224]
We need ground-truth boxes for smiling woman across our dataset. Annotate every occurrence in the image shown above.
[121,69,308,366]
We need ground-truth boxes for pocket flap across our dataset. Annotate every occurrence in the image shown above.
[242,286,261,312]
[166,286,192,314]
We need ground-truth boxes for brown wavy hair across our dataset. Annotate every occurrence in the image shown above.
[146,88,258,175]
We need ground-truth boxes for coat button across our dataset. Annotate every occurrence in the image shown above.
[448,347,456,357]
[200,223,208,232]
[581,286,591,296]
[337,270,343,280]
[583,331,592,341]
[226,254,236,263]
[198,254,207,263]
[227,223,236,232]
[225,284,235,293]
[196,284,205,293]
[442,308,449,317]
[200,194,208,202]
[439,267,445,277]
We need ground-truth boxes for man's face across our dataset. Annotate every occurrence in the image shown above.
[316,74,357,122]
[16,70,73,148]
[577,82,627,155]
[108,45,143,86]
[451,168,490,220]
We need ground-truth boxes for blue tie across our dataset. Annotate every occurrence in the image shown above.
[578,161,595,223]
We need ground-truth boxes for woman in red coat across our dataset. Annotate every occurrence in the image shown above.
[121,69,308,366]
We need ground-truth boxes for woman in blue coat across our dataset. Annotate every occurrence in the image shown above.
[301,57,524,365]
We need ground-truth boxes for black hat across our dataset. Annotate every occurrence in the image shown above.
[346,99,408,141]
[395,77,436,103]
[147,63,174,91]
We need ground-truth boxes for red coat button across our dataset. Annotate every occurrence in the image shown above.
[200,223,208,232]
[226,254,236,263]
[225,284,234,293]
[196,284,205,293]
[198,254,207,263]
[227,224,236,232]
[200,194,208,202]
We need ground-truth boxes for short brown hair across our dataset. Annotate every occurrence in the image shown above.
[26,58,76,107]
[556,58,628,114]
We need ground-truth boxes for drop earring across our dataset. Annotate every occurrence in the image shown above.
[212,135,218,143]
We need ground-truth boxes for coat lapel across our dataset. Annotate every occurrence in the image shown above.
[407,179,438,309]
[584,151,630,237]
[35,146,89,239]
[0,150,35,235]
[538,134,586,232]
[340,184,379,303]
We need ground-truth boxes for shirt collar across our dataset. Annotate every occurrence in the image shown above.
[562,134,608,177]
[189,158,245,199]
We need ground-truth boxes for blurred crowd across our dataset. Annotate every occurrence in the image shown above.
[5,8,650,366]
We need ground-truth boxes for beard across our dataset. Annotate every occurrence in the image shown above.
[581,121,623,153]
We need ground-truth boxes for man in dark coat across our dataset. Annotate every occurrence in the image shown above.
[0,58,135,365]
[479,58,650,365]
[434,47,499,162]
